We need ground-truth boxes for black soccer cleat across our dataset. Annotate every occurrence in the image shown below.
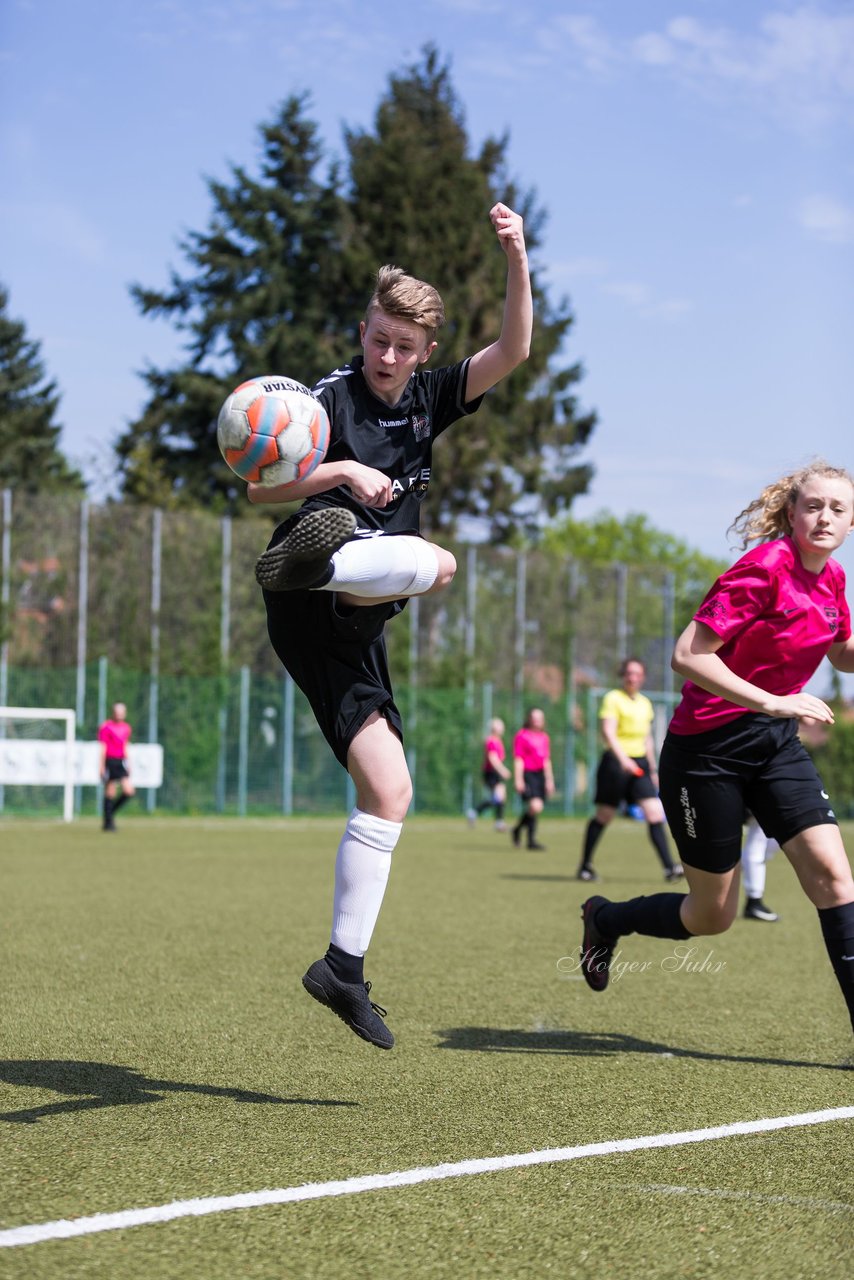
[301,957,394,1050]
[743,898,779,922]
[255,509,357,591]
[580,896,618,993]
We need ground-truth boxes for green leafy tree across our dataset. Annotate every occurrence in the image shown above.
[119,50,596,536]
[0,284,84,493]
[542,511,728,622]
[117,96,352,510]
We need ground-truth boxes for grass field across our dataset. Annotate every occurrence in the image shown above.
[1,814,852,1279]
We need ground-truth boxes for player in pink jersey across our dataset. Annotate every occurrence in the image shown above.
[580,461,854,1040]
[467,718,512,831]
[512,708,555,850]
[98,702,135,832]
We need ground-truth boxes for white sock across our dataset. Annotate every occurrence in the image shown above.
[741,818,768,899]
[315,536,438,598]
[330,808,402,956]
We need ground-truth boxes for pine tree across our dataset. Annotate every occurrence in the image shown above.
[120,53,596,535]
[117,96,351,509]
[0,285,83,493]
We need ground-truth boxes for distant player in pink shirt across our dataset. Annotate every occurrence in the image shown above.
[467,717,512,831]
[98,701,135,832]
[580,461,854,1040]
[512,707,555,851]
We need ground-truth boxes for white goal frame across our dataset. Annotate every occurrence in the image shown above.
[0,706,76,822]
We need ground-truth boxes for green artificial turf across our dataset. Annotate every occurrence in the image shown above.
[0,815,851,1279]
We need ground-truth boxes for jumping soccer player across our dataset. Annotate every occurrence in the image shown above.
[580,461,854,1039]
[250,203,532,1049]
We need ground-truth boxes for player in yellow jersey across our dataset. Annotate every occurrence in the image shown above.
[577,658,683,882]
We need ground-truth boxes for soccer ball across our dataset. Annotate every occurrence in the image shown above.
[216,375,330,486]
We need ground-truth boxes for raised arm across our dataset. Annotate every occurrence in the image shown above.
[465,203,533,402]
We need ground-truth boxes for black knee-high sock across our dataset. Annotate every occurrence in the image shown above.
[582,818,605,867]
[112,792,131,814]
[818,903,854,1033]
[527,814,539,846]
[514,812,531,838]
[596,894,692,941]
[494,800,505,822]
[103,796,114,827]
[647,822,674,870]
[476,799,492,815]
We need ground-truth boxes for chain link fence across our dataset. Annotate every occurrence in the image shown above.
[8,491,846,818]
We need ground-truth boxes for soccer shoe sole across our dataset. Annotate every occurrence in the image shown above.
[302,963,394,1050]
[580,895,617,993]
[255,508,357,591]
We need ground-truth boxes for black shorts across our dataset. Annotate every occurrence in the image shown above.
[483,768,503,789]
[594,751,658,807]
[104,758,128,782]
[263,518,405,768]
[521,770,546,803]
[658,714,837,874]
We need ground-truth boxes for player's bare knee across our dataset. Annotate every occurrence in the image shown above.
[432,546,457,590]
[683,900,737,935]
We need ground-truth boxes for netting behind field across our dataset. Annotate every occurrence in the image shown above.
[3,493,853,817]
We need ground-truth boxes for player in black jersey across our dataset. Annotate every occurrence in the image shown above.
[249,203,532,1049]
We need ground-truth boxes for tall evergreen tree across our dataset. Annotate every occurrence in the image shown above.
[0,285,83,493]
[118,96,352,508]
[344,47,596,541]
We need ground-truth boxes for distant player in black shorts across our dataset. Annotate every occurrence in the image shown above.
[250,204,532,1049]
[576,658,682,883]
[579,461,854,1041]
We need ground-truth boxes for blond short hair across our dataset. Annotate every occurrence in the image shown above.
[365,265,445,342]
[728,459,854,547]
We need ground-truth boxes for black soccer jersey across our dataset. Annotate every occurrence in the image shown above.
[304,355,483,535]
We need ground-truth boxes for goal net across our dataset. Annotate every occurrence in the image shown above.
[0,707,76,821]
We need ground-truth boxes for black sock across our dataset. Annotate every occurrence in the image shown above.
[527,815,539,846]
[476,800,492,816]
[817,902,854,1033]
[648,822,674,870]
[494,801,505,822]
[582,818,605,867]
[324,942,364,985]
[103,797,114,827]
[514,813,530,838]
[596,894,692,941]
[112,793,131,814]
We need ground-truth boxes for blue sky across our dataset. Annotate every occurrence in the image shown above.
[1,0,852,570]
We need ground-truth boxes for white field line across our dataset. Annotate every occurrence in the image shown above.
[2,1106,852,1249]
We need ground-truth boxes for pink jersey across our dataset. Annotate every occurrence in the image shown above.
[98,719,132,759]
[483,735,505,768]
[670,536,850,734]
[513,728,551,771]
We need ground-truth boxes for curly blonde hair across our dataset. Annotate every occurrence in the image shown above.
[365,265,445,341]
[728,459,854,548]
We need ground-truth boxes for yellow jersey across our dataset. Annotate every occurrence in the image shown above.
[599,688,654,758]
